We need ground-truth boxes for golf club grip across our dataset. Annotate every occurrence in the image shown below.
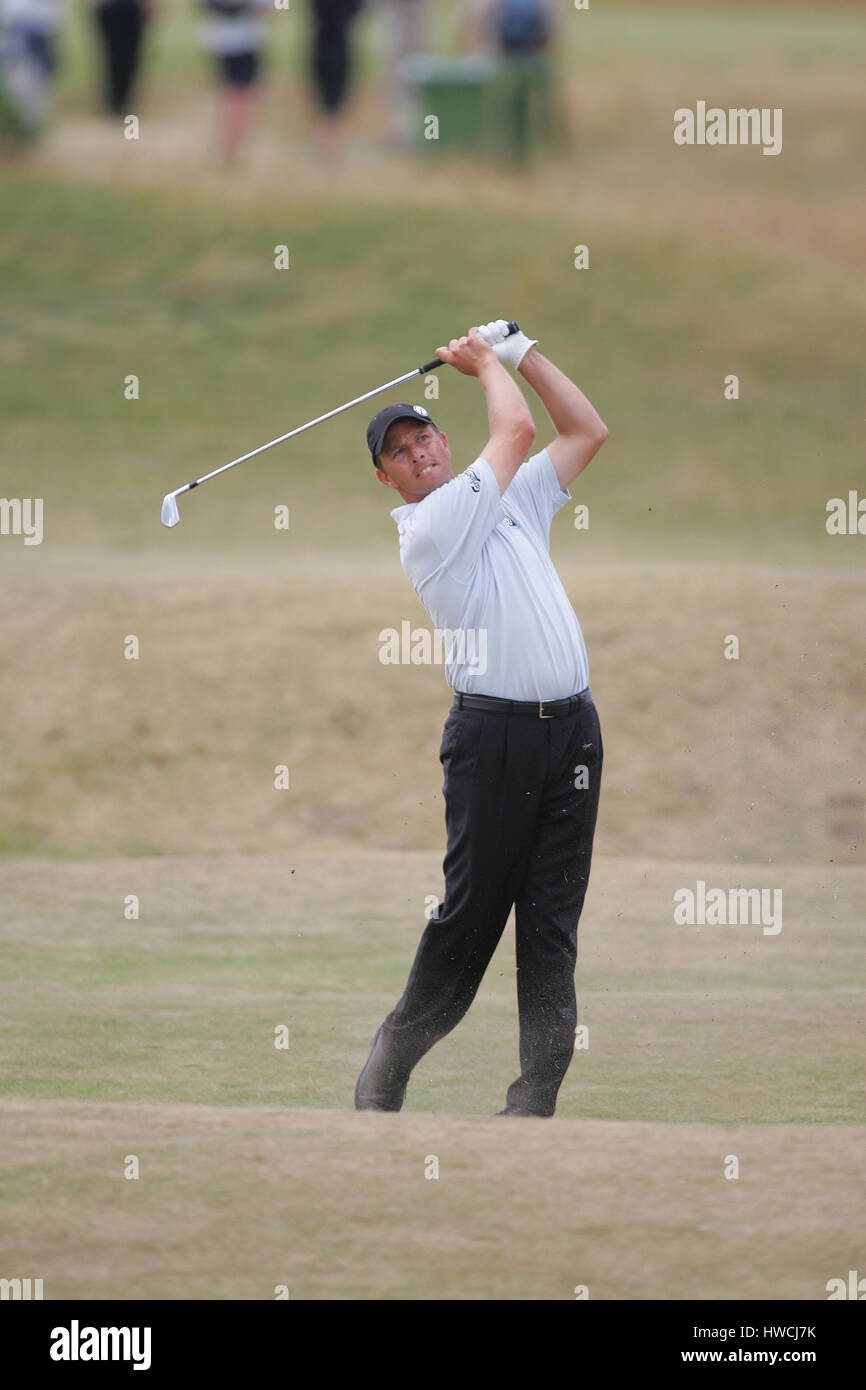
[418,320,521,374]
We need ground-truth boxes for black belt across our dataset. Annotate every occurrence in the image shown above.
[452,689,592,720]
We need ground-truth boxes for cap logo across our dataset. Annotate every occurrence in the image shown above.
[413,406,429,416]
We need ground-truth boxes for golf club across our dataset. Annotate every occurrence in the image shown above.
[160,321,521,527]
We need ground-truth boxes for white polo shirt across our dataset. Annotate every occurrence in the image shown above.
[390,447,589,700]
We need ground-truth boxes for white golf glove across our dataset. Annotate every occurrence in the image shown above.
[477,319,538,370]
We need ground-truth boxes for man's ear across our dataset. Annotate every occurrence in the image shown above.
[439,430,449,455]
[376,467,397,490]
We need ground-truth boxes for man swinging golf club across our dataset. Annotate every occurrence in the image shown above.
[355,319,609,1117]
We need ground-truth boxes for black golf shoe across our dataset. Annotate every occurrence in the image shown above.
[354,1022,409,1111]
[491,1107,554,1117]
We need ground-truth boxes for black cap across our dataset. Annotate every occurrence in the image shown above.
[367,403,440,465]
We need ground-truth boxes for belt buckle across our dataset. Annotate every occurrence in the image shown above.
[538,700,552,719]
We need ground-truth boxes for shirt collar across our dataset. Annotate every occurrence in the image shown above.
[390,502,418,526]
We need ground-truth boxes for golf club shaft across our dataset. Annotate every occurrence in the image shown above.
[176,322,520,498]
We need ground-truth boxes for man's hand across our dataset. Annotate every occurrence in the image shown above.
[437,328,536,496]
[435,328,499,377]
[477,319,538,370]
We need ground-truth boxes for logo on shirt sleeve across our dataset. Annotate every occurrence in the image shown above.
[466,468,481,493]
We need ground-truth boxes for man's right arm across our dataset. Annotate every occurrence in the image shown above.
[436,329,536,494]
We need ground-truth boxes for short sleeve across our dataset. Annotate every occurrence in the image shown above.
[501,448,570,538]
[398,457,504,588]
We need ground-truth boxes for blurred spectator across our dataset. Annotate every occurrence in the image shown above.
[465,0,552,57]
[0,0,63,138]
[198,0,269,168]
[474,0,559,165]
[492,0,551,55]
[90,0,152,118]
[308,0,364,167]
[381,0,427,150]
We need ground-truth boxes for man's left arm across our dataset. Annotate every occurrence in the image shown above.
[516,348,609,491]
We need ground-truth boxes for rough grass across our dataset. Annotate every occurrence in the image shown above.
[0,566,863,865]
[1,4,864,563]
[1,174,862,563]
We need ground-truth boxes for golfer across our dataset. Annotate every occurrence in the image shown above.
[355,320,608,1117]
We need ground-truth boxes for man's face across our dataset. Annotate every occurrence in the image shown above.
[375,419,453,502]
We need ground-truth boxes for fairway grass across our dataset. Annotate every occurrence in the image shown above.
[1,788,862,1305]
[1,1101,862,1300]
[1,838,863,1300]
[1,850,862,1124]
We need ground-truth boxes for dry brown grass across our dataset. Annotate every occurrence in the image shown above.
[1,562,863,865]
[2,1097,862,1299]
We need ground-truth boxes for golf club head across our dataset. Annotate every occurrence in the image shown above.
[161,492,180,528]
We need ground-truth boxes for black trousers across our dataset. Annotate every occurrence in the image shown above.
[310,0,363,113]
[380,691,603,1116]
[93,2,148,115]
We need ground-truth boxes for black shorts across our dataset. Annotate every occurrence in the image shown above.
[217,50,260,88]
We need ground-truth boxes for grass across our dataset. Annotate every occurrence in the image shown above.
[0,4,862,565]
[0,0,863,1301]
[0,848,863,1298]
[0,174,863,565]
[2,1099,862,1299]
[0,850,862,1122]
[0,566,864,865]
